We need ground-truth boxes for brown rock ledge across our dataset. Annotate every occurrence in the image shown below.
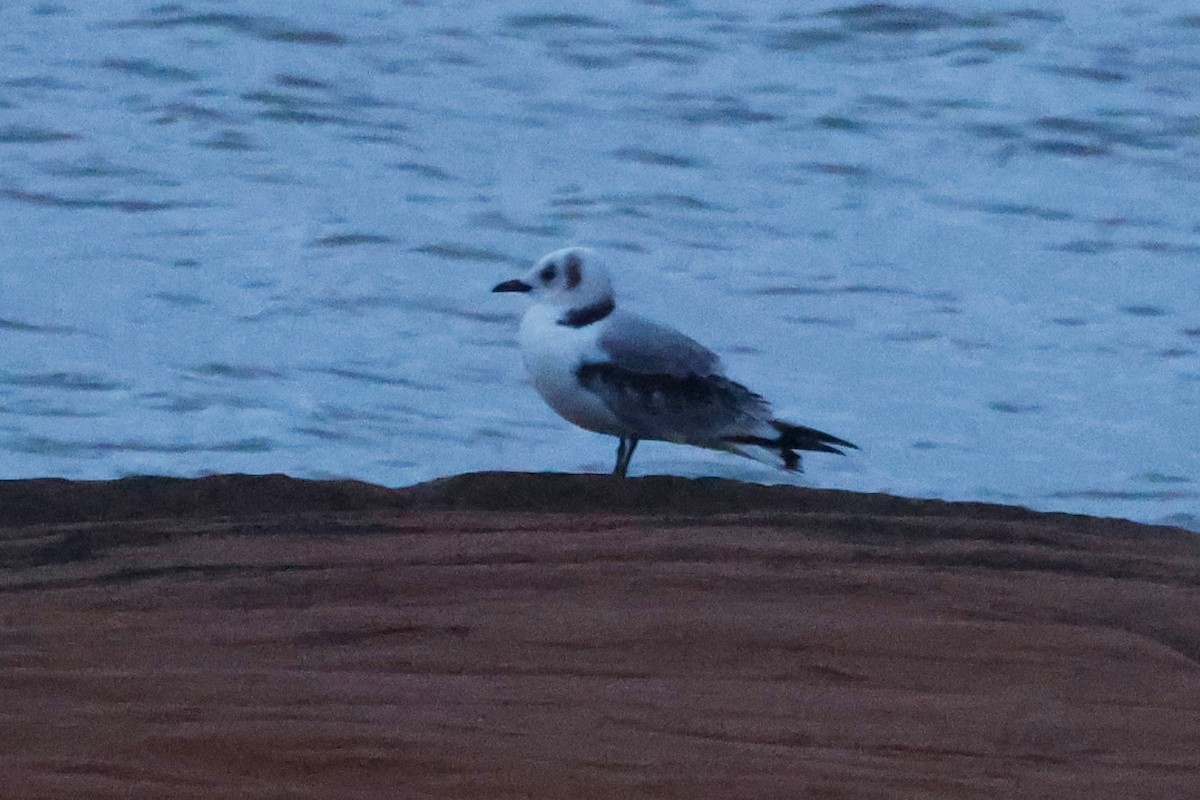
[2,472,1198,799]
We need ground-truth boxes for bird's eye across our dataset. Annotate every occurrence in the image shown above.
[539,264,557,283]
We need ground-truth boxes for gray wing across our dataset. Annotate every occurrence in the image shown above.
[585,312,770,444]
[597,311,723,378]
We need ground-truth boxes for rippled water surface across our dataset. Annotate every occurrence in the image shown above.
[1,2,1197,529]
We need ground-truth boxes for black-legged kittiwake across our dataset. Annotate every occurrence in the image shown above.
[493,246,857,477]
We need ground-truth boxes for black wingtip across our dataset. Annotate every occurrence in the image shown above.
[770,420,857,455]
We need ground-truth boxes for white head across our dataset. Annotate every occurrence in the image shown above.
[492,247,614,311]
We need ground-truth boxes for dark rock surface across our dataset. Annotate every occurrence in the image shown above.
[3,472,1198,798]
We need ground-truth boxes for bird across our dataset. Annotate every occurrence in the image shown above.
[492,246,857,477]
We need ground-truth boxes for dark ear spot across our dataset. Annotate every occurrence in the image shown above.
[564,252,582,289]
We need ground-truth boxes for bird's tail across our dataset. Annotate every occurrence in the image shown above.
[772,420,857,455]
[722,420,857,472]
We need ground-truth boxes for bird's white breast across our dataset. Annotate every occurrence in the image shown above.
[518,305,626,436]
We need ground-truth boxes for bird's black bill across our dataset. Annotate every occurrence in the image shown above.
[492,279,533,293]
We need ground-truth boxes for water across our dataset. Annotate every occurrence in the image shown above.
[0,1,1197,530]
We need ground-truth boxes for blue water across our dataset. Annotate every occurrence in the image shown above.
[1,2,1197,529]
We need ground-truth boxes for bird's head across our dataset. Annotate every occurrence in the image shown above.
[493,247,614,309]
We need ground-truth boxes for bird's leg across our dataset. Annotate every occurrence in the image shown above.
[613,437,639,477]
[613,438,629,477]
[625,437,639,473]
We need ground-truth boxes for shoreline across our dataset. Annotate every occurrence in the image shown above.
[1,470,1189,532]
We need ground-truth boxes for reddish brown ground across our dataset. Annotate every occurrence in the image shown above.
[2,472,1198,799]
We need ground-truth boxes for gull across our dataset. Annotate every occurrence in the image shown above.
[493,247,857,477]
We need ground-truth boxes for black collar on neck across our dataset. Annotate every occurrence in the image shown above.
[558,297,615,328]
